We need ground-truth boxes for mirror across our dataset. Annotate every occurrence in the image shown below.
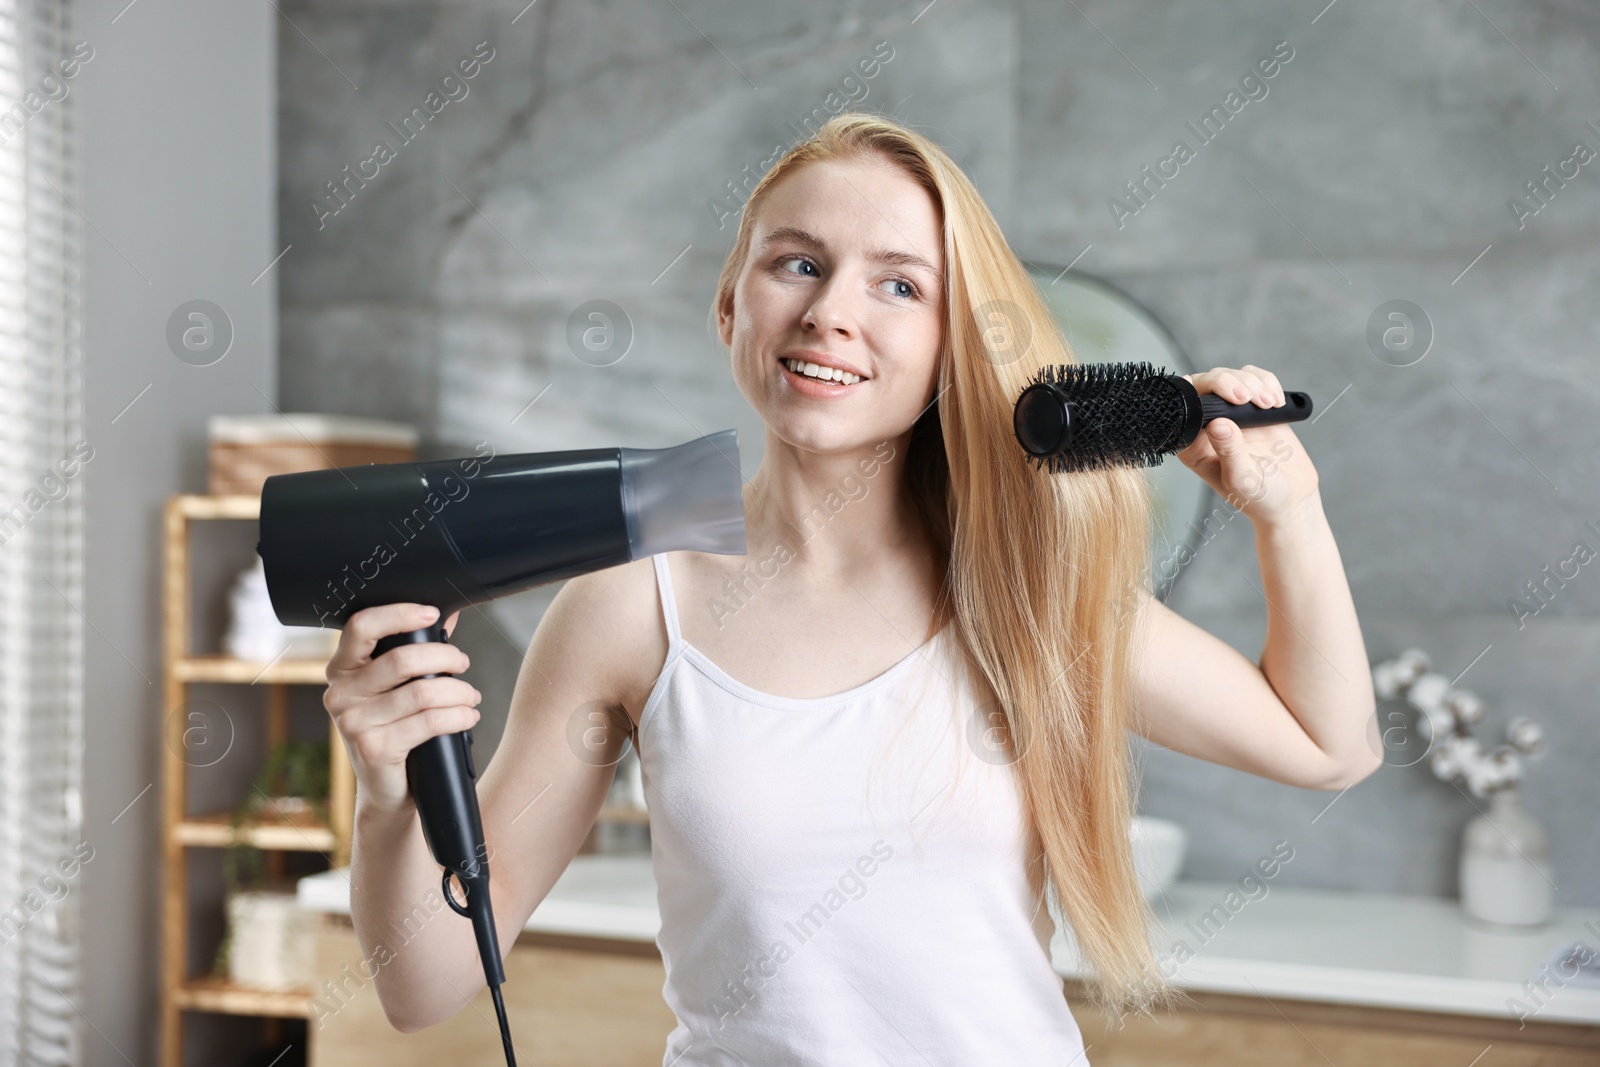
[1024,265,1211,602]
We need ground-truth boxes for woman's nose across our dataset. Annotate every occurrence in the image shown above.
[802,279,859,337]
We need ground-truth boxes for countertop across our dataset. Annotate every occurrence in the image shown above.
[297,853,1600,1025]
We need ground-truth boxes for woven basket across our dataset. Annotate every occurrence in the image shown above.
[208,414,419,496]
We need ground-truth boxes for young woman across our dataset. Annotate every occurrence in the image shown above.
[323,113,1378,1063]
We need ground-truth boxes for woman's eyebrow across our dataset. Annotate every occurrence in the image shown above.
[758,225,943,284]
[872,245,944,284]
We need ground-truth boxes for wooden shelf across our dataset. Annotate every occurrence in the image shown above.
[597,804,649,825]
[172,494,262,521]
[175,655,331,685]
[175,808,337,852]
[175,976,311,1018]
[163,492,361,1064]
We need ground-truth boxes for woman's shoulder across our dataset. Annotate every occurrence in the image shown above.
[542,555,671,727]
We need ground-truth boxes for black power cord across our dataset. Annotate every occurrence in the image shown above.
[491,983,517,1065]
[443,868,518,1065]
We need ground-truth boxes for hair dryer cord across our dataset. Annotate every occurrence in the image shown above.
[447,869,517,1066]
[492,982,516,1065]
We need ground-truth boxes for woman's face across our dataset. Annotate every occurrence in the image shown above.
[719,155,945,455]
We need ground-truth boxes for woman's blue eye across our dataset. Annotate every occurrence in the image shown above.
[776,256,914,299]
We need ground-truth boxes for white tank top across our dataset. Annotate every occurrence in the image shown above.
[637,553,1089,1065]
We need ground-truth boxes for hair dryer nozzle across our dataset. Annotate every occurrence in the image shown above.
[621,429,746,558]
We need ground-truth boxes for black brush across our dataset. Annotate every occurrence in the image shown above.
[1013,360,1313,474]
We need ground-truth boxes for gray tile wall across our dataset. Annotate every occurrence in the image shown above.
[278,0,1600,906]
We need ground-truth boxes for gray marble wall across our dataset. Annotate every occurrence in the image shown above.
[278,0,1600,907]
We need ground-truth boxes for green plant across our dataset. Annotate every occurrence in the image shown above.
[211,738,330,978]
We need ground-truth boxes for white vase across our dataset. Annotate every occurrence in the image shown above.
[1459,786,1554,926]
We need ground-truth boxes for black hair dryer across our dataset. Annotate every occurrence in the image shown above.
[255,430,745,1063]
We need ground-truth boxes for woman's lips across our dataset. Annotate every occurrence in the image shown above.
[779,358,865,397]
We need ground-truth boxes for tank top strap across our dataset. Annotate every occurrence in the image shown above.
[651,553,683,650]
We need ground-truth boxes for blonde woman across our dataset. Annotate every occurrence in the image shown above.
[323,113,1379,1063]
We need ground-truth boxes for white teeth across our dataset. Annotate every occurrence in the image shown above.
[784,358,861,385]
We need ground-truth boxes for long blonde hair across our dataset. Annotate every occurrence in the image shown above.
[711,112,1179,1018]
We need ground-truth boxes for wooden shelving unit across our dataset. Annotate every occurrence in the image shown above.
[160,493,355,1066]
[596,804,650,825]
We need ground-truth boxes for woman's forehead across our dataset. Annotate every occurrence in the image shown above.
[756,158,943,272]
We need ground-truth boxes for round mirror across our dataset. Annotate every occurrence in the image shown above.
[1024,265,1212,602]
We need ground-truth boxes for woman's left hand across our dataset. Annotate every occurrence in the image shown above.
[1176,365,1321,527]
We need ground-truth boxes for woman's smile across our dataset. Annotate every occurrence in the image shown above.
[777,351,869,397]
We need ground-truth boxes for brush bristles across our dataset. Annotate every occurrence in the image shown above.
[1019,361,1189,474]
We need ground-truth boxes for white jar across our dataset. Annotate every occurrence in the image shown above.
[1459,786,1554,926]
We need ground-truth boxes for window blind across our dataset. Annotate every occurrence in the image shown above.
[0,0,86,1063]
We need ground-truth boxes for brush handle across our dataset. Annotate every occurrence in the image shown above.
[373,622,507,990]
[1198,390,1315,431]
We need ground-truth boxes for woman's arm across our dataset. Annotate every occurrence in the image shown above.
[334,561,653,1032]
[1126,365,1380,791]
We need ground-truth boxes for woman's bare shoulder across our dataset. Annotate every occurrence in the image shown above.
[539,555,670,727]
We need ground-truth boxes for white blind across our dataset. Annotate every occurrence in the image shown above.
[0,0,86,1063]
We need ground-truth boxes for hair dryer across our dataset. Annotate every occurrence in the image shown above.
[255,429,746,1064]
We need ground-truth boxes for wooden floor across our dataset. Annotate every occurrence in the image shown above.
[308,917,1600,1066]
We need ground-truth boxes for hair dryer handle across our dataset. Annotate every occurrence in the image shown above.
[372,621,506,989]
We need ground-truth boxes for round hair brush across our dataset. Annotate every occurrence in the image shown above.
[1013,360,1313,474]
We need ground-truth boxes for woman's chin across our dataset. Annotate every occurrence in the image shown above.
[764,417,895,458]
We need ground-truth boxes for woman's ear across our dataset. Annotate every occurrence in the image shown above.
[716,289,734,348]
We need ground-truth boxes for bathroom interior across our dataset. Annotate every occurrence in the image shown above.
[15,0,1598,1064]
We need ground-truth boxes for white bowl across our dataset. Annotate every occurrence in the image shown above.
[1130,816,1188,898]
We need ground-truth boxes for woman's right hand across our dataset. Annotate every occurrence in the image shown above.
[323,604,480,817]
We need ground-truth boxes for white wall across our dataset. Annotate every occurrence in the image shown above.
[77,1,276,1062]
